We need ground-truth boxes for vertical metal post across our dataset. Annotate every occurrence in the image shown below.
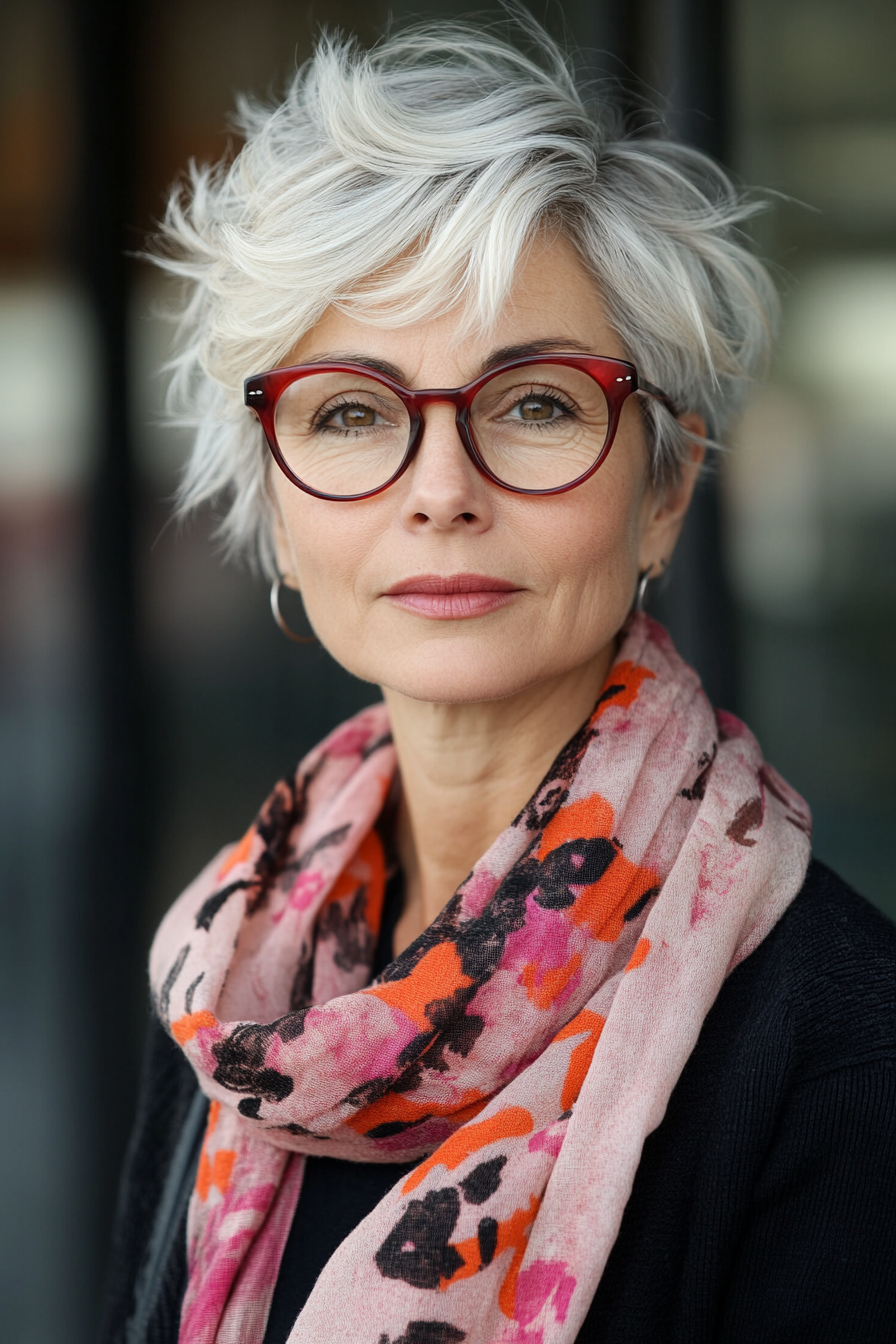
[66,0,148,1319]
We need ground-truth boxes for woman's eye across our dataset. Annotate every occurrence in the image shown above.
[517,396,558,421]
[506,394,569,423]
[321,403,379,430]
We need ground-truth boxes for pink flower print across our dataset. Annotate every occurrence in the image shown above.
[288,868,326,912]
[513,1258,576,1327]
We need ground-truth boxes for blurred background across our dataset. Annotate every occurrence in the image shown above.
[1,0,893,1338]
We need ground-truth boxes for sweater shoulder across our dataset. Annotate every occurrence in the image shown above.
[98,1011,199,1344]
[727,858,896,1078]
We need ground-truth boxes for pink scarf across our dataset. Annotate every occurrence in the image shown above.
[150,614,810,1344]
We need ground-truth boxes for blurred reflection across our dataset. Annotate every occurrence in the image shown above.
[786,261,896,512]
[730,0,896,918]
[728,386,822,615]
[0,284,98,490]
[0,286,98,1337]
[729,259,896,617]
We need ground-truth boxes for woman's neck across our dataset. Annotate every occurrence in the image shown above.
[384,641,616,955]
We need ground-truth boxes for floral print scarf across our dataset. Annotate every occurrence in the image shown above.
[150,614,811,1344]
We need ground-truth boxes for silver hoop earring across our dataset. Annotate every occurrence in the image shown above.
[270,578,315,643]
[635,559,666,613]
[635,569,652,612]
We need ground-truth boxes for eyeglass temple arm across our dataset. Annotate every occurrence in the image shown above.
[637,379,681,418]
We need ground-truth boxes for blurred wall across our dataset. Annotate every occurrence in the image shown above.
[0,2,893,1341]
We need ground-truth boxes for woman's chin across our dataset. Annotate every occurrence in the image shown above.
[355,646,580,708]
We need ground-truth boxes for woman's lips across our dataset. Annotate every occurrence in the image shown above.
[383,573,522,619]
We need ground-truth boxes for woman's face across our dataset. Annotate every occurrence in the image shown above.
[272,236,697,705]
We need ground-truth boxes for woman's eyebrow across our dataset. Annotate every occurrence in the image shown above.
[298,339,593,387]
[479,338,593,373]
[300,353,408,382]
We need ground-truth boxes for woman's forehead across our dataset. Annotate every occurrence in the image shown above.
[288,239,623,378]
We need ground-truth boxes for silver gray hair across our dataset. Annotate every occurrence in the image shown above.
[152,16,778,575]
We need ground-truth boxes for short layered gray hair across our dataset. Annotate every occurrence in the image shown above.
[153,16,777,575]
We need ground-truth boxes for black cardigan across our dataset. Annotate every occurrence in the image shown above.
[100,861,896,1344]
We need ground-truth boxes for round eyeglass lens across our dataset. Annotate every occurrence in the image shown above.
[273,371,412,496]
[470,363,611,490]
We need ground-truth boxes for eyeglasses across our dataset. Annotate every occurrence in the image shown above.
[244,354,675,501]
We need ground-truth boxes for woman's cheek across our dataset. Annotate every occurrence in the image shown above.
[550,482,642,616]
[282,520,364,652]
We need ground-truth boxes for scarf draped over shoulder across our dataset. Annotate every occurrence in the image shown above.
[150,613,811,1344]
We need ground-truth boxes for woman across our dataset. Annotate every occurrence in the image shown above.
[102,19,896,1344]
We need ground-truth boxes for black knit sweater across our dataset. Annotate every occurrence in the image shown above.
[100,861,896,1343]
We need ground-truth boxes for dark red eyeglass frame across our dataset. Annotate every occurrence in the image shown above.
[244,353,677,501]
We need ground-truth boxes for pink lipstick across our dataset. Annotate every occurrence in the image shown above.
[384,573,522,619]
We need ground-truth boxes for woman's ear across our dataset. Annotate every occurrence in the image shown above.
[638,414,707,574]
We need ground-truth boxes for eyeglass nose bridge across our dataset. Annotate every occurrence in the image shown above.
[396,385,494,485]
[412,387,471,406]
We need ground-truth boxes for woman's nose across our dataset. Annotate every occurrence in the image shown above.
[398,403,495,532]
